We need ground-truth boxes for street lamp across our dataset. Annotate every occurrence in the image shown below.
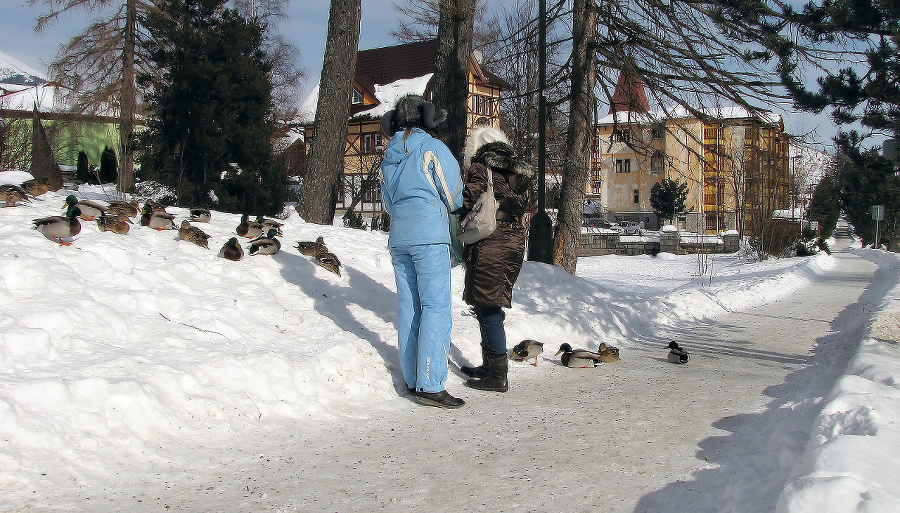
[527,0,553,264]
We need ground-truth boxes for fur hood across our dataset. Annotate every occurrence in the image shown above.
[471,142,535,179]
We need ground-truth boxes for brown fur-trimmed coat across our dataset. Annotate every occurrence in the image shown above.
[457,142,534,308]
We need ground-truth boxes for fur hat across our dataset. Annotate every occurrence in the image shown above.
[380,94,447,135]
[464,126,510,168]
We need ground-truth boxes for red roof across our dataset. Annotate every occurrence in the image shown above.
[609,70,650,114]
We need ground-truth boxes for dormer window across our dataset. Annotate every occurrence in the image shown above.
[351,88,363,105]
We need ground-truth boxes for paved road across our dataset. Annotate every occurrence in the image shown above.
[91,239,895,513]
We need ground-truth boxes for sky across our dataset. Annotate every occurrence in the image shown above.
[0,169,899,511]
[0,0,853,150]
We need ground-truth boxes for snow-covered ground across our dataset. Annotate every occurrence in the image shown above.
[0,171,898,512]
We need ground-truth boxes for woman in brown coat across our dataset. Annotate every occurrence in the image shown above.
[456,127,534,392]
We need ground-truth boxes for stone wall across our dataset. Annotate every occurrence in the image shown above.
[579,231,740,257]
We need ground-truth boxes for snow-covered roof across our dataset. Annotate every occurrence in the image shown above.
[597,105,782,126]
[293,73,433,125]
[0,83,118,117]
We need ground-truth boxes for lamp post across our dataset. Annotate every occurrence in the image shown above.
[527,0,553,263]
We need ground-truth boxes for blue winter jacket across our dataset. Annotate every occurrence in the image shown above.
[380,128,463,248]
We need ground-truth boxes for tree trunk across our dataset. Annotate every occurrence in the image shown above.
[297,0,361,224]
[432,0,475,160]
[553,0,596,274]
[118,0,136,193]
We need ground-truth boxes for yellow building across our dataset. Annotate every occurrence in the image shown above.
[295,40,510,216]
[591,75,789,234]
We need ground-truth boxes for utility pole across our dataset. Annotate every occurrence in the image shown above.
[527,0,553,263]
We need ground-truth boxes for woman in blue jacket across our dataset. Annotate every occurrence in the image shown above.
[380,94,464,409]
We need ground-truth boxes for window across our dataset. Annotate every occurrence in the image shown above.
[351,88,363,105]
[652,127,664,139]
[362,133,382,154]
[612,129,631,143]
[473,95,493,116]
[615,158,631,173]
[633,188,640,204]
[650,150,664,173]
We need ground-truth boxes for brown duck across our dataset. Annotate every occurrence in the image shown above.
[178,220,210,248]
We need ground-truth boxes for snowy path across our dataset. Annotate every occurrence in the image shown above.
[52,240,883,513]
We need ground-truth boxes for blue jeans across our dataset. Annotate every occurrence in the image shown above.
[474,305,507,355]
[390,243,452,393]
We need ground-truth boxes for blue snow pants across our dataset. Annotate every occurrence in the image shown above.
[390,243,452,393]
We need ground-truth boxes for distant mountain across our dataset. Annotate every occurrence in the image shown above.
[0,49,48,87]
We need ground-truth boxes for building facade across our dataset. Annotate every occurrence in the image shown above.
[591,74,790,234]
[296,40,510,217]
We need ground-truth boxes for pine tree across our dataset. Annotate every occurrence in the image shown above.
[138,0,285,215]
[76,150,92,184]
[807,174,841,239]
[100,146,117,184]
[650,179,689,223]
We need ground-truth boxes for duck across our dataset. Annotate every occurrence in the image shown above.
[64,195,107,220]
[555,343,605,368]
[296,236,327,256]
[218,237,244,261]
[144,200,171,213]
[34,205,81,244]
[1,184,30,206]
[667,341,689,364]
[20,178,51,197]
[236,213,263,238]
[96,213,131,234]
[178,220,210,248]
[255,215,283,234]
[509,339,544,366]
[189,207,211,223]
[248,228,281,256]
[314,249,342,276]
[597,342,620,363]
[140,204,176,230]
[106,200,139,218]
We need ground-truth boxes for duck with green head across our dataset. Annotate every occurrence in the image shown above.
[249,229,281,256]
[555,343,605,368]
[236,214,263,238]
[141,204,176,230]
[218,237,244,261]
[65,195,107,220]
[34,204,82,244]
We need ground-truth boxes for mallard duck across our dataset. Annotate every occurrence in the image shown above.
[34,205,81,244]
[597,342,620,363]
[64,195,107,220]
[248,229,281,256]
[314,249,342,276]
[236,214,263,238]
[21,177,51,197]
[510,339,544,366]
[106,200,139,218]
[667,341,689,364]
[218,237,244,261]
[0,184,30,206]
[140,204,176,230]
[296,236,327,256]
[178,220,210,248]
[255,215,283,234]
[556,343,606,368]
[190,207,211,223]
[144,200,171,213]
[96,213,131,234]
